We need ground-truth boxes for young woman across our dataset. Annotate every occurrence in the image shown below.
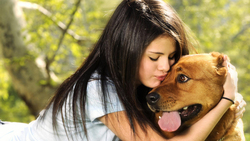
[0,0,246,140]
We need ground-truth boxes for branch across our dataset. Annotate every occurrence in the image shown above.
[231,23,250,41]
[19,0,83,83]
[46,0,82,83]
[18,1,87,42]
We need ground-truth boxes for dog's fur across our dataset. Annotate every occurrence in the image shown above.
[146,52,245,141]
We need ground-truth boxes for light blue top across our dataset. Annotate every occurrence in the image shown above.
[0,73,125,141]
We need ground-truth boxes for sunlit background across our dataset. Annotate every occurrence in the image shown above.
[0,0,249,139]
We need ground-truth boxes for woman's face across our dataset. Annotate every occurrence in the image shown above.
[138,35,176,88]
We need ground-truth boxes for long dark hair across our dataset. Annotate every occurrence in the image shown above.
[41,0,194,139]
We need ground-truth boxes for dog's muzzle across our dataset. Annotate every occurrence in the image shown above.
[146,92,160,105]
[146,92,161,112]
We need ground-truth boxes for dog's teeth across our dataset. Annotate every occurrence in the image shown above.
[183,106,188,110]
[159,116,161,119]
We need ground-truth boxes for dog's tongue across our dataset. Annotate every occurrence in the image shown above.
[158,111,181,132]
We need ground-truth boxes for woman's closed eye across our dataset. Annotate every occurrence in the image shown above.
[168,54,176,60]
[149,57,159,61]
[149,54,175,61]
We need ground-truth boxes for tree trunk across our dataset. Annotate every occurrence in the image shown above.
[0,0,58,116]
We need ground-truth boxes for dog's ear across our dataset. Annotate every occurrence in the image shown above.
[211,52,227,76]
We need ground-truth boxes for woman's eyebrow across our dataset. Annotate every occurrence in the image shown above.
[148,51,164,55]
[148,51,176,55]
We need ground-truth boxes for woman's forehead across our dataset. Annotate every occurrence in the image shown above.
[146,36,176,53]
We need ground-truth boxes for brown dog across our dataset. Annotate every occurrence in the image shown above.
[146,52,245,140]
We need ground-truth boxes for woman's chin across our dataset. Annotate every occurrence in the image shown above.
[145,81,161,88]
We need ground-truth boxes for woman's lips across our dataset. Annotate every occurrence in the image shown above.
[157,75,166,81]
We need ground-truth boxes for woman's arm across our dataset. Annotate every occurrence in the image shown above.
[171,98,232,141]
[99,56,238,141]
[99,99,232,141]
[99,111,168,141]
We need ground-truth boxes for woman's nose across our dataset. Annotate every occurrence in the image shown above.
[158,59,171,72]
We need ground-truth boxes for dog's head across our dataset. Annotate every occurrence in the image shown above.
[146,52,227,136]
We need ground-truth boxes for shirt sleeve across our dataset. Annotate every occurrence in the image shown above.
[85,80,125,122]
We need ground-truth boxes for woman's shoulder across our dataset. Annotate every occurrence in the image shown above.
[87,71,116,93]
[85,72,125,121]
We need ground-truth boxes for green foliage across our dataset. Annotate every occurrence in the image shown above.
[0,0,120,122]
[246,133,250,141]
[0,61,9,100]
[21,0,120,81]
[0,61,34,122]
[1,0,249,137]
[0,85,35,122]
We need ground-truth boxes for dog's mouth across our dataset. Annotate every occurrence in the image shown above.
[178,104,202,122]
[157,104,202,132]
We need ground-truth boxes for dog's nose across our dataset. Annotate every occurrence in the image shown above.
[146,92,160,105]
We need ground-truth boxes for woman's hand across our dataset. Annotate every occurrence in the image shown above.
[222,55,238,101]
[234,93,246,120]
[222,55,246,120]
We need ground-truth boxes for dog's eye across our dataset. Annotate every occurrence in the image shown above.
[177,74,190,83]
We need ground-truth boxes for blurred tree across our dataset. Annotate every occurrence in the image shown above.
[0,0,57,116]
[0,0,119,117]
